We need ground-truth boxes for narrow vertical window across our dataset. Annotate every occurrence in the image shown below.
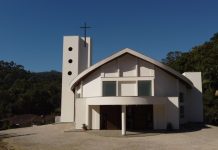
[180,105,184,118]
[179,92,184,103]
[138,81,151,96]
[179,92,185,119]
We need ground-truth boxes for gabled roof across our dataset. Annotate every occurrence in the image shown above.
[70,48,193,89]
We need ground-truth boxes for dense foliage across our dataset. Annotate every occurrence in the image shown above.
[0,61,61,120]
[162,33,218,125]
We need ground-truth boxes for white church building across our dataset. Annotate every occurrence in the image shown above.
[61,36,203,135]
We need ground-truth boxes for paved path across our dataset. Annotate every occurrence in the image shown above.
[0,124,218,150]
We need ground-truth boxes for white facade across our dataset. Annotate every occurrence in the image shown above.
[61,36,203,135]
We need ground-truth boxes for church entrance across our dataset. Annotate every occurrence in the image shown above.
[126,105,153,130]
[100,105,121,129]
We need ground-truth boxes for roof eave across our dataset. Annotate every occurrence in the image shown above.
[70,48,193,90]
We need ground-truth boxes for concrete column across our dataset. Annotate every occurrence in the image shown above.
[121,105,126,135]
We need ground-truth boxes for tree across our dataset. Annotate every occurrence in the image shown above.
[0,61,62,119]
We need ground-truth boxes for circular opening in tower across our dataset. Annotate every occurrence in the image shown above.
[68,59,73,63]
[68,71,72,75]
[68,47,73,51]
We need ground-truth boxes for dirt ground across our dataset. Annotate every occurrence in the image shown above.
[0,123,218,150]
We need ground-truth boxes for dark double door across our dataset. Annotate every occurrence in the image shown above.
[100,105,153,130]
[126,105,153,130]
[100,105,121,129]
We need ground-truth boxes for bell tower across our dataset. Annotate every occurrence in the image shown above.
[61,36,92,122]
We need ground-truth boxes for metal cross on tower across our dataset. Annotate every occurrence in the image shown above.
[80,22,91,47]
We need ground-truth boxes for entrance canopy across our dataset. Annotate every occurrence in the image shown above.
[85,96,168,106]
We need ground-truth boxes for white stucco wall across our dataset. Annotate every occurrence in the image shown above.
[75,100,100,130]
[139,59,154,76]
[183,72,203,122]
[78,38,90,74]
[166,97,179,129]
[61,36,80,122]
[90,105,100,129]
[75,98,86,129]
[118,81,137,96]
[101,60,119,77]
[83,70,102,97]
[154,67,178,97]
[61,36,91,122]
[61,88,75,122]
[119,54,137,77]
[153,104,166,129]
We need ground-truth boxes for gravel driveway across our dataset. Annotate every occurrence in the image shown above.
[0,123,218,150]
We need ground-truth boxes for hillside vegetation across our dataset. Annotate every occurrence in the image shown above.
[0,61,61,128]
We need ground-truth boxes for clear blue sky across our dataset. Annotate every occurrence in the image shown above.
[0,0,217,72]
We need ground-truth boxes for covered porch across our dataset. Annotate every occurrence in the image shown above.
[76,96,179,135]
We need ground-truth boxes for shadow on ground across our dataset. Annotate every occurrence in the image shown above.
[86,123,210,137]
[0,133,36,139]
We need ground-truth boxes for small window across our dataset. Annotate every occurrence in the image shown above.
[68,71,72,75]
[68,47,73,51]
[180,105,184,118]
[138,81,151,96]
[179,92,184,103]
[103,81,116,96]
[68,59,73,63]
